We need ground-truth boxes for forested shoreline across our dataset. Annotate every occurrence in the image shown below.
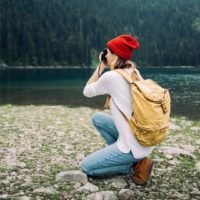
[0,0,200,67]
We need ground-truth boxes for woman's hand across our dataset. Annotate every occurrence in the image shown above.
[98,52,107,71]
[85,53,106,85]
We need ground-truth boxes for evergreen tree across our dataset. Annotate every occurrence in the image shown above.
[0,0,200,67]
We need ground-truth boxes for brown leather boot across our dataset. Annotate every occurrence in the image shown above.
[132,157,153,186]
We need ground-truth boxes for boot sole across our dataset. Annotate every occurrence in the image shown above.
[133,161,154,186]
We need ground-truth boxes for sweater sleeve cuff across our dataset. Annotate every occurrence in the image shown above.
[83,83,97,97]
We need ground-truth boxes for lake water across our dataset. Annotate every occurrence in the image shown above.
[0,67,200,120]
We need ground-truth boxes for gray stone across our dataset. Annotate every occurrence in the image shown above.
[18,162,27,168]
[191,127,200,131]
[33,187,58,194]
[0,192,27,200]
[10,192,25,197]
[21,176,32,188]
[180,144,196,154]
[56,131,65,136]
[0,194,9,199]
[35,197,42,200]
[169,122,181,131]
[56,170,88,184]
[154,157,164,162]
[109,177,128,189]
[196,140,200,145]
[77,182,99,192]
[160,146,195,158]
[86,192,103,200]
[61,192,73,199]
[18,196,31,200]
[73,182,82,190]
[76,153,85,162]
[86,191,118,200]
[191,188,200,196]
[196,162,200,172]
[180,120,193,127]
[172,191,187,199]
[102,191,118,200]
[118,189,134,200]
[165,154,173,159]
[11,171,17,176]
[168,159,180,166]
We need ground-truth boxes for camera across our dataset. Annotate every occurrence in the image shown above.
[101,48,107,62]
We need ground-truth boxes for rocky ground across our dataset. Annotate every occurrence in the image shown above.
[0,105,200,200]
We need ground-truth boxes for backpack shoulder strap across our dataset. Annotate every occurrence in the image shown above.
[111,97,129,122]
[133,68,144,81]
[115,69,134,83]
[115,68,144,83]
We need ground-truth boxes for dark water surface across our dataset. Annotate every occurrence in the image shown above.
[0,67,200,120]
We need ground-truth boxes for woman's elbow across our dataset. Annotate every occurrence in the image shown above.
[83,88,92,98]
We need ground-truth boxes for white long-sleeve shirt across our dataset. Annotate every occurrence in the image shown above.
[83,68,154,159]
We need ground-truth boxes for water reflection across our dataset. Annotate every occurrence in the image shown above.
[0,67,200,119]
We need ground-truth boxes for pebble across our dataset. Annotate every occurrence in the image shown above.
[118,189,134,200]
[108,177,128,189]
[18,196,31,200]
[191,127,200,131]
[168,159,180,166]
[0,194,9,199]
[1,106,199,199]
[33,187,59,194]
[77,182,99,192]
[191,188,200,196]
[86,191,118,200]
[180,144,196,153]
[160,146,195,158]
[169,122,181,131]
[56,170,88,184]
[195,162,200,172]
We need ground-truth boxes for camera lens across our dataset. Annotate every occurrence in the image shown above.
[101,48,107,61]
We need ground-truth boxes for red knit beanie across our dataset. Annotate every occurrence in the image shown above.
[107,34,139,60]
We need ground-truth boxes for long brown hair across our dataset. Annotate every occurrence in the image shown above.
[113,57,136,70]
[107,47,136,69]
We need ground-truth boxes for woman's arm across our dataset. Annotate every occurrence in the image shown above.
[86,51,107,85]
[86,62,106,85]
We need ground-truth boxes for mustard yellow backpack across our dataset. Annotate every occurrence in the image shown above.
[105,67,171,147]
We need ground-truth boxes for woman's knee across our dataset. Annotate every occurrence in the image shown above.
[80,158,92,175]
[91,112,111,127]
[92,112,103,124]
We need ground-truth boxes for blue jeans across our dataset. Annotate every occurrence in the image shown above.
[80,112,142,176]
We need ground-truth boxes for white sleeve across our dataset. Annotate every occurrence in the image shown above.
[83,72,109,98]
